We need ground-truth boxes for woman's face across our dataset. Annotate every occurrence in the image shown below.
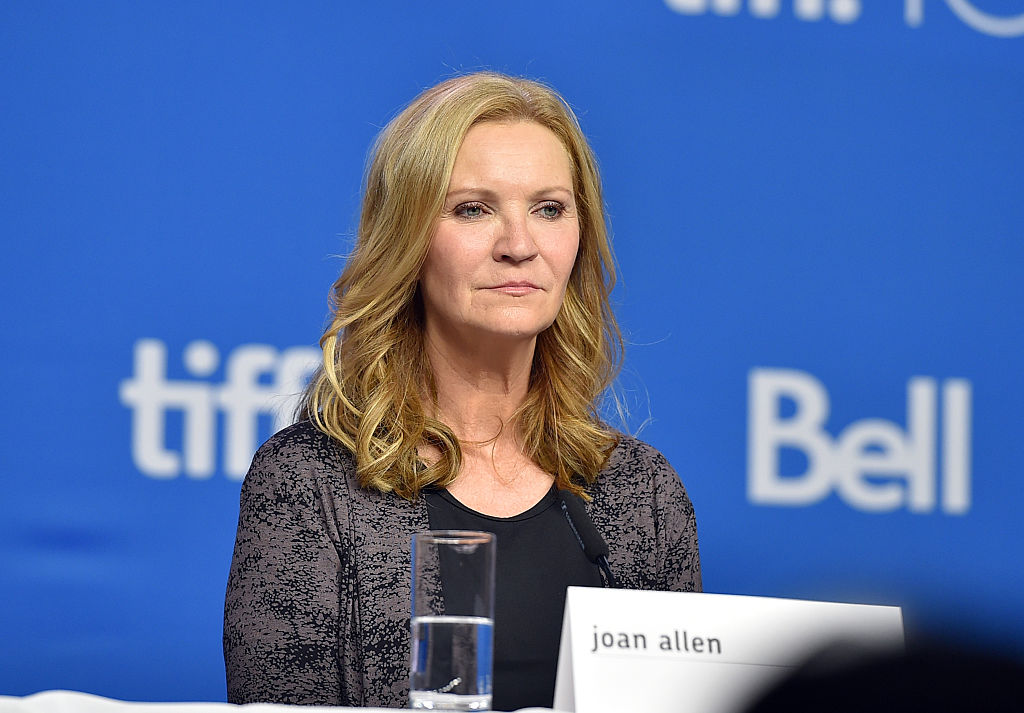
[419,121,580,351]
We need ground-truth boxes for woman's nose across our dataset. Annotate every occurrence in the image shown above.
[494,212,539,263]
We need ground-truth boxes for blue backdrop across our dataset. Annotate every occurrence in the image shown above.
[2,0,1022,702]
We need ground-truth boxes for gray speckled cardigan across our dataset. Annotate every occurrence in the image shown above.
[223,420,701,707]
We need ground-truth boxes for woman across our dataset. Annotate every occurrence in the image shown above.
[224,71,701,710]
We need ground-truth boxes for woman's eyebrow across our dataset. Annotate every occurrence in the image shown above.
[529,186,574,200]
[444,187,499,201]
[444,186,574,200]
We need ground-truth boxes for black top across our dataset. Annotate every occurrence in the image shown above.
[424,486,604,711]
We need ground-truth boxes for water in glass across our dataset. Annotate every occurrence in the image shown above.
[410,614,494,710]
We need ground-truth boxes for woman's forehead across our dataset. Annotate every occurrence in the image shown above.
[448,121,574,190]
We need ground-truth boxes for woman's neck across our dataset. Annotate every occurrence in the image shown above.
[424,332,535,444]
[421,330,555,516]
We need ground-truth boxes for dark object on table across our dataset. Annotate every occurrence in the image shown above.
[744,638,1024,713]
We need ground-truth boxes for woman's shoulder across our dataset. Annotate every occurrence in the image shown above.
[600,432,682,488]
[588,432,701,591]
[255,419,352,461]
[591,432,694,513]
[245,420,357,488]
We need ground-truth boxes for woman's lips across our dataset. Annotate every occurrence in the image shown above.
[487,281,541,296]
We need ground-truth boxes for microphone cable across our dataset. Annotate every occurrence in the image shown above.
[559,491,618,588]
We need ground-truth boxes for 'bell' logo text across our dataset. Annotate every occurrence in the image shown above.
[747,368,971,514]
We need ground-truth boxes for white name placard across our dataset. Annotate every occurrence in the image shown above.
[553,587,904,713]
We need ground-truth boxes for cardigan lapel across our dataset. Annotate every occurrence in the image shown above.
[346,484,433,707]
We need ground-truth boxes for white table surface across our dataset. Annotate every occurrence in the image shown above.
[0,690,557,713]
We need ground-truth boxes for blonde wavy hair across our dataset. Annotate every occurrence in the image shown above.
[299,71,623,500]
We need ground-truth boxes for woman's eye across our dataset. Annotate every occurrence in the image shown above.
[538,203,563,218]
[456,203,484,218]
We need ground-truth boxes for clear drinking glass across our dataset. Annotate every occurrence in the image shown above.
[410,530,496,711]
